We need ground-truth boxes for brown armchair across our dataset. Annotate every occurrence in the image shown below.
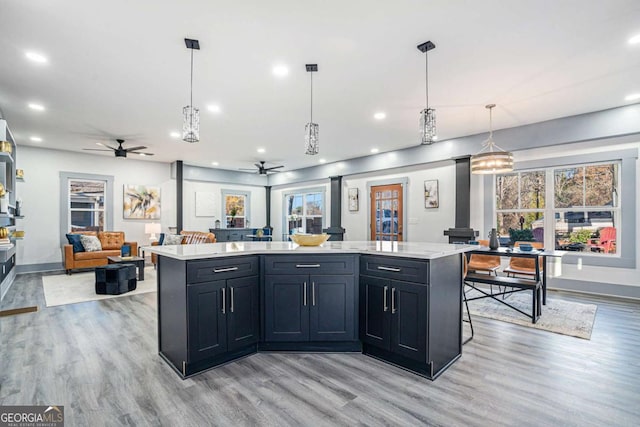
[151,230,216,265]
[64,231,138,274]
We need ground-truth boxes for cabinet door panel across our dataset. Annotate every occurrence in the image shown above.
[187,280,227,362]
[264,275,309,341]
[309,275,355,341]
[359,275,390,349]
[227,275,259,351]
[390,281,428,362]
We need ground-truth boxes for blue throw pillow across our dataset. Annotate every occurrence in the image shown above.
[66,234,85,253]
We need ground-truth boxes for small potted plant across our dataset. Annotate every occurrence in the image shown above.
[229,207,237,227]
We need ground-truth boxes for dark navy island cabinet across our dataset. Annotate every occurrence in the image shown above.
[262,255,359,351]
[359,254,462,379]
[157,250,461,380]
[159,255,260,377]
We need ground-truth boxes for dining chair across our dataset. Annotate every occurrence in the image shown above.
[504,241,544,278]
[467,239,501,275]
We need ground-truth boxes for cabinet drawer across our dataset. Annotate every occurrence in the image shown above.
[360,255,428,284]
[264,255,355,275]
[187,256,259,284]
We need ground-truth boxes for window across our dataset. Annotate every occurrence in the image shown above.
[222,191,249,228]
[284,189,324,235]
[68,179,106,232]
[552,163,619,254]
[495,162,620,256]
[60,172,113,245]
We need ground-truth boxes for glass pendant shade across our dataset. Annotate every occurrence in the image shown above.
[420,107,436,145]
[305,122,319,155]
[470,151,514,174]
[471,104,514,174]
[182,105,200,143]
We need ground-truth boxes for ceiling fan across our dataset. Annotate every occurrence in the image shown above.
[83,139,154,158]
[239,161,284,175]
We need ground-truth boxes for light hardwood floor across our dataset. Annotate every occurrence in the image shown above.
[1,272,639,426]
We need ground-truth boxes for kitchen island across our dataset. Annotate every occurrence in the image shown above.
[146,241,470,379]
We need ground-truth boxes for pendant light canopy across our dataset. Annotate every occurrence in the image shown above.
[305,64,319,155]
[417,41,437,145]
[182,38,200,143]
[470,104,514,174]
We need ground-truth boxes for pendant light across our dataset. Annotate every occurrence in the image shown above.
[305,64,319,155]
[182,38,200,143]
[470,104,514,174]
[417,41,436,145]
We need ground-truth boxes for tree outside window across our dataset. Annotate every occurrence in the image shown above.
[225,194,246,228]
[285,191,324,235]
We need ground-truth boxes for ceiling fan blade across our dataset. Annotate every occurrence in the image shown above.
[135,152,154,156]
[83,148,112,152]
[96,142,117,150]
[264,165,284,171]
[124,145,147,152]
[239,168,257,171]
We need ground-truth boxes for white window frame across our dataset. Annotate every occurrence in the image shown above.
[59,172,114,246]
[68,178,107,232]
[221,190,250,229]
[485,147,636,269]
[283,187,325,235]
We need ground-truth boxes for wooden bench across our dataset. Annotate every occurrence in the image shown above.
[464,272,541,323]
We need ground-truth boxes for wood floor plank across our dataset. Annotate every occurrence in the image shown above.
[1,273,639,426]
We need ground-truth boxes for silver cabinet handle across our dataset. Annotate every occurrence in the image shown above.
[378,266,401,272]
[312,282,316,306]
[391,287,396,314]
[230,287,234,313]
[383,285,388,312]
[303,282,307,306]
[221,287,226,314]
[296,264,320,268]
[213,266,239,273]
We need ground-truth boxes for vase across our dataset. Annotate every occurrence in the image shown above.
[489,228,499,250]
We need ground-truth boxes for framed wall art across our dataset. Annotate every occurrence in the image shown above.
[424,180,439,208]
[123,184,161,219]
[348,188,359,211]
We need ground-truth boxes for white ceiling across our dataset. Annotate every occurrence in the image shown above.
[1,0,639,172]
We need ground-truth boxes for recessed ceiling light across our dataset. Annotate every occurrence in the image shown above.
[370,148,379,153]
[25,51,47,63]
[319,158,327,164]
[374,112,386,120]
[211,161,219,166]
[629,34,640,45]
[432,135,439,141]
[170,131,180,138]
[257,148,266,153]
[625,93,640,101]
[30,136,43,142]
[28,103,45,111]
[207,104,221,113]
[272,65,289,78]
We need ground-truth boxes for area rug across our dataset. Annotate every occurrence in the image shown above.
[42,267,157,307]
[465,289,597,340]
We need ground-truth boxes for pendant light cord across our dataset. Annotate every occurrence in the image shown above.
[310,72,313,123]
[190,48,194,128]
[425,51,429,109]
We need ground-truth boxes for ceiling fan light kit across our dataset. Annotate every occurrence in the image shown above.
[183,38,200,143]
[418,40,437,145]
[470,104,514,174]
[305,64,319,155]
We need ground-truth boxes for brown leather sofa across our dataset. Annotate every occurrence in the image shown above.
[64,231,138,274]
[151,230,216,265]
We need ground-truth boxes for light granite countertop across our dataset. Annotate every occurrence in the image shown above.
[143,240,473,261]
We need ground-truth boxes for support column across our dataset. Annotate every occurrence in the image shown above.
[265,185,272,230]
[455,156,471,228]
[324,176,345,241]
[176,160,183,233]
